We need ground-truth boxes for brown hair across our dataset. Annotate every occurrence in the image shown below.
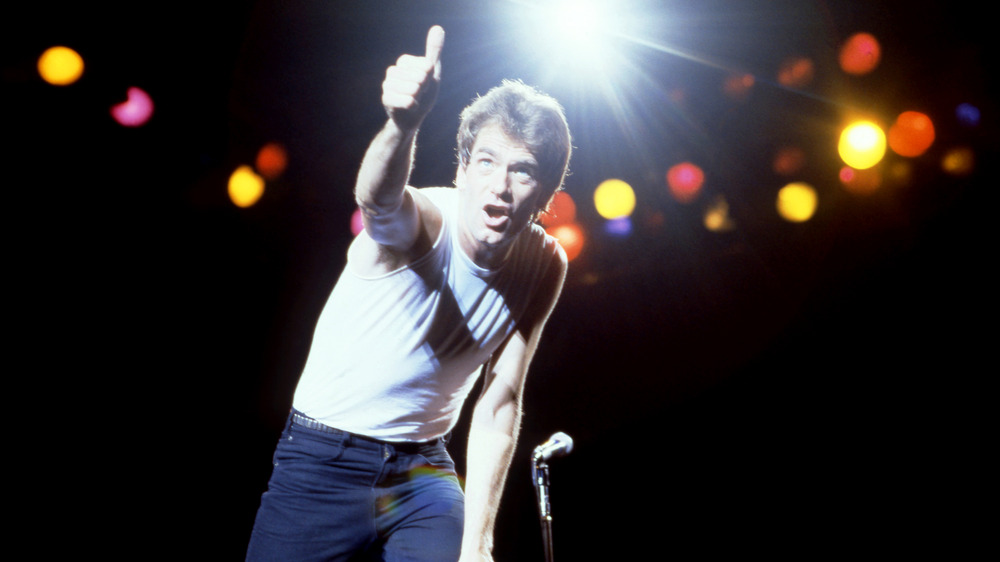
[457,80,572,204]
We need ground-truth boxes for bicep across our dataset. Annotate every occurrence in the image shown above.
[358,185,422,251]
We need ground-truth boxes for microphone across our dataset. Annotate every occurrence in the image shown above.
[532,431,574,462]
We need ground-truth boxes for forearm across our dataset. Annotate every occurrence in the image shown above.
[461,398,521,560]
[354,119,417,215]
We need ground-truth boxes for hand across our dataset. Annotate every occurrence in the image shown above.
[382,25,445,132]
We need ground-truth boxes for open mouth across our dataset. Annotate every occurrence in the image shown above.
[483,205,511,229]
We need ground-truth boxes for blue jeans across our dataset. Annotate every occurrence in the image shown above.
[246,411,465,561]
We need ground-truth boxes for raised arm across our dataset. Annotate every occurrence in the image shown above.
[460,247,568,561]
[354,25,444,253]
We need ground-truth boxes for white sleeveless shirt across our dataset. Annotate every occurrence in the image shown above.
[292,187,560,442]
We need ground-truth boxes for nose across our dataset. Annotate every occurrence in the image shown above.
[488,170,513,201]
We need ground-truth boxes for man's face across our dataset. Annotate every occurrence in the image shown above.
[455,124,546,267]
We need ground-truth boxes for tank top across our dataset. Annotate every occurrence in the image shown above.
[291,187,559,441]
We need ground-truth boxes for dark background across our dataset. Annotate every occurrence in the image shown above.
[7,1,993,559]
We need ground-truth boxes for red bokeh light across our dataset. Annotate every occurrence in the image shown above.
[839,32,881,75]
[666,162,705,203]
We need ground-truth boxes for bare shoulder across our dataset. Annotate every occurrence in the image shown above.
[348,186,445,277]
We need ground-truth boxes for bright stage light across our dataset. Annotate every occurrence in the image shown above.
[521,0,624,78]
[839,121,886,170]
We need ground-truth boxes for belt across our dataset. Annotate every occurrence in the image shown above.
[289,409,451,448]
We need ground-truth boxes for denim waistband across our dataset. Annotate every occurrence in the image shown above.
[289,409,450,451]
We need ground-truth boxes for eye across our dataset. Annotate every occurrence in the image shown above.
[476,156,495,171]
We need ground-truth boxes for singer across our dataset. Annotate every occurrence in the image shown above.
[246,25,571,562]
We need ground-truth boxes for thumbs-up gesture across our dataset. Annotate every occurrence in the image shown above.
[382,25,445,132]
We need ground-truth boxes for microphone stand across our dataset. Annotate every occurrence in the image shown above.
[531,456,555,562]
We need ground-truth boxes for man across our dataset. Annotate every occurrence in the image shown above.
[247,25,571,561]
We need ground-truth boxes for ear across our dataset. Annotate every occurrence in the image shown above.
[455,162,466,189]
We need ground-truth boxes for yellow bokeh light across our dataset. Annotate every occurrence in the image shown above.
[776,182,818,223]
[703,195,735,232]
[38,46,84,86]
[228,165,265,208]
[593,179,636,220]
[839,121,886,170]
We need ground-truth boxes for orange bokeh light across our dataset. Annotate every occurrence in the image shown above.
[723,73,754,99]
[888,111,935,157]
[547,222,585,262]
[839,32,881,75]
[666,162,705,204]
[540,191,577,228]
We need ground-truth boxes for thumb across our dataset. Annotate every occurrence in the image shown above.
[425,25,445,77]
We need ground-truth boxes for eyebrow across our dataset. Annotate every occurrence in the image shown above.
[473,146,539,168]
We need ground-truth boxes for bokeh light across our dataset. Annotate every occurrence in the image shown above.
[955,103,980,127]
[351,207,365,236]
[256,142,288,180]
[540,191,577,229]
[773,146,806,176]
[840,166,882,195]
[703,195,735,233]
[723,73,755,100]
[604,217,632,237]
[593,179,636,220]
[547,222,585,262]
[941,147,975,176]
[776,182,818,223]
[110,87,154,127]
[228,165,265,208]
[888,111,935,157]
[839,32,881,75]
[777,56,815,88]
[666,162,705,204]
[839,121,886,170]
[38,46,84,86]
